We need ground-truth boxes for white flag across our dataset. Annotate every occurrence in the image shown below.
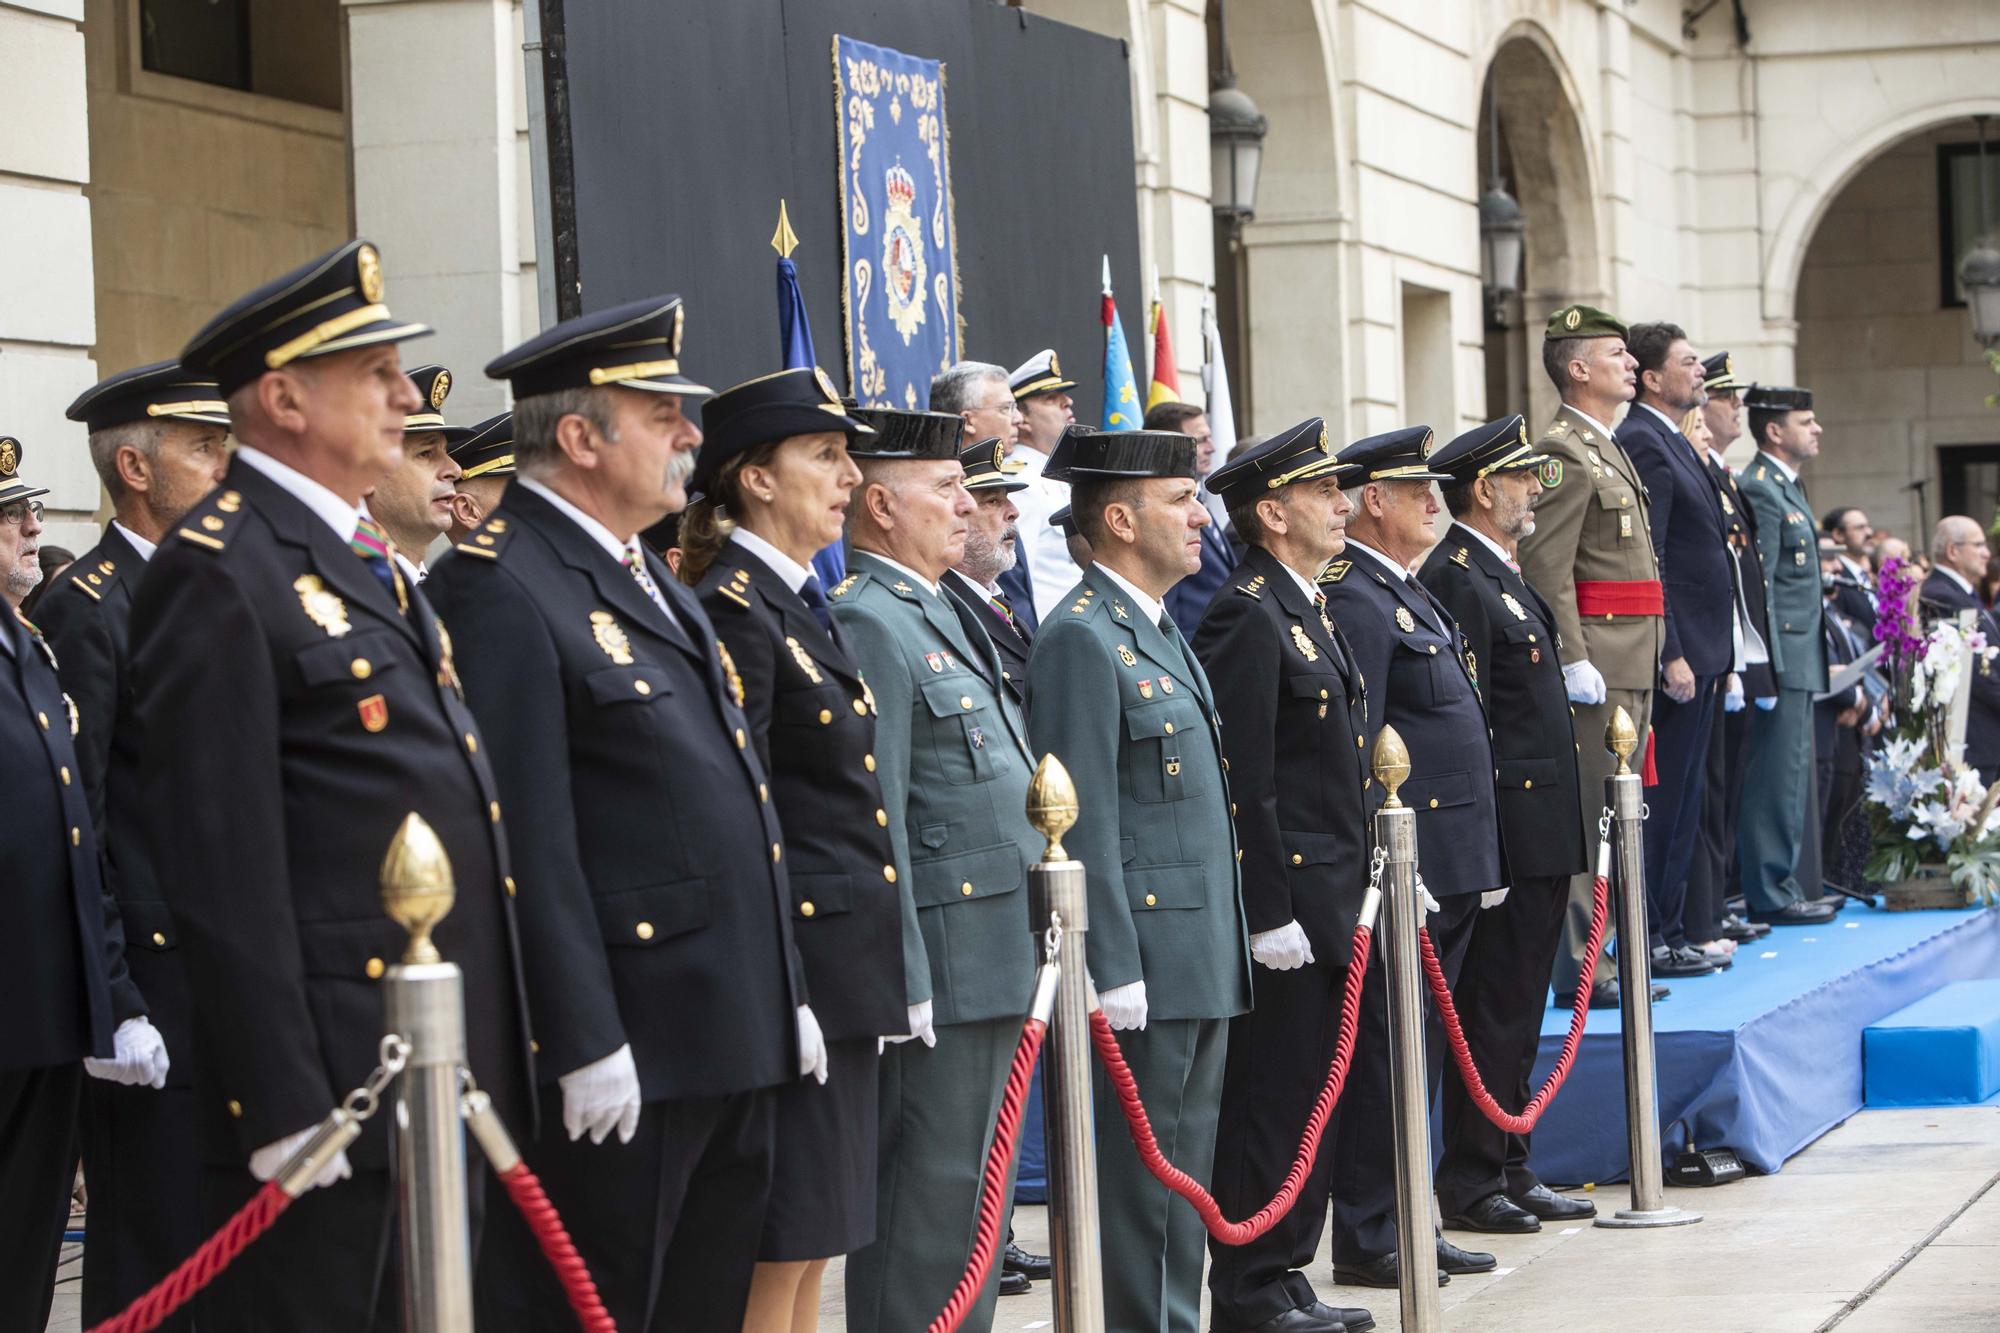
[1201,297,1238,464]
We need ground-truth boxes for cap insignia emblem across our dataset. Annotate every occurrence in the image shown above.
[1291,624,1319,662]
[0,437,16,474]
[1049,352,1062,377]
[786,635,824,684]
[1501,592,1529,622]
[814,366,842,405]
[1725,354,1735,378]
[1564,307,1581,331]
[294,575,351,638]
[1318,423,1330,453]
[1395,606,1416,633]
[1419,430,1435,459]
[1116,644,1137,667]
[671,301,685,356]
[429,370,450,410]
[356,244,384,303]
[590,610,634,665]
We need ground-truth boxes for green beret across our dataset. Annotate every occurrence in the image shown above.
[1544,304,1628,342]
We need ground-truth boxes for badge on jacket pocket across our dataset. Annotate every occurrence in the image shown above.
[358,694,388,733]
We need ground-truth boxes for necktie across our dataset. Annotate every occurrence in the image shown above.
[798,574,834,635]
[622,547,666,611]
[1405,573,1445,634]
[989,590,1027,642]
[351,515,406,612]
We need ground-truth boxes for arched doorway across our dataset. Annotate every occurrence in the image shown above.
[1478,28,1603,430]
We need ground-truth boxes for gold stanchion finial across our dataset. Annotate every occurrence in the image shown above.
[1027,753,1081,863]
[771,200,800,259]
[1372,725,1411,808]
[1606,706,1639,776]
[380,813,455,965]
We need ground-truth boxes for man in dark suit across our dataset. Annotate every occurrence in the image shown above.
[1195,419,1374,1333]
[428,296,820,1331]
[1920,516,2000,784]
[1617,322,1732,977]
[1823,507,1877,630]
[131,240,533,1330]
[1153,400,1234,636]
[0,441,163,1331]
[1318,426,1497,1289]
[40,364,229,1328]
[1419,417,1596,1236]
[944,436,1033,705]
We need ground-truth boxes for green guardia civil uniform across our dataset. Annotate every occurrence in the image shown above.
[831,410,1041,1333]
[1734,389,1828,914]
[1024,431,1251,1333]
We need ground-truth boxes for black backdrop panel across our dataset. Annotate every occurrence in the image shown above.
[560,0,1143,424]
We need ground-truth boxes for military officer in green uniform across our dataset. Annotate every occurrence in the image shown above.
[1026,429,1250,1333]
[1516,305,1660,1007]
[829,407,1040,1333]
[1735,385,1835,925]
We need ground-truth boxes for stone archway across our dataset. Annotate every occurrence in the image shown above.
[1478,26,1604,430]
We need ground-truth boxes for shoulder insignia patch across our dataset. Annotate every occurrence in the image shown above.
[1451,546,1470,567]
[1537,458,1564,489]
[1234,581,1262,599]
[457,517,515,559]
[176,491,245,552]
[453,542,498,559]
[716,580,751,609]
[1754,467,1768,481]
[831,573,860,599]
[67,574,103,602]
[1319,559,1352,584]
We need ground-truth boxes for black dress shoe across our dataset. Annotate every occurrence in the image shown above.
[1553,979,1621,1010]
[1437,1237,1497,1275]
[1330,1252,1448,1288]
[1443,1191,1540,1233]
[998,1269,1032,1297]
[1718,913,1771,942]
[1749,900,1837,926]
[1510,1183,1597,1221]
[1306,1304,1376,1333]
[1003,1241,1051,1280]
[1650,944,1716,978]
[1811,893,1847,912]
[1219,1306,1345,1333]
[1652,981,1670,1001]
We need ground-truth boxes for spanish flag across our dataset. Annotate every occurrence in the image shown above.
[1146,270,1182,411]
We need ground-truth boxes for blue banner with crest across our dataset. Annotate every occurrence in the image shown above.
[834,35,962,409]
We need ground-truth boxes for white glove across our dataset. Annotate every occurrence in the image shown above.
[884,999,937,1049]
[84,1016,170,1090]
[249,1123,351,1192]
[797,1005,829,1085]
[558,1043,642,1145]
[1723,674,1745,713]
[1249,920,1315,971]
[1754,694,1778,711]
[1418,875,1442,915]
[1562,658,1608,705]
[1098,980,1149,1031]
[1480,887,1511,910]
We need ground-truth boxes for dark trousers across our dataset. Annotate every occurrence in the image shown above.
[479,1084,775,1333]
[80,1080,203,1329]
[1641,674,1719,950]
[1330,893,1479,1264]
[0,1063,81,1333]
[1685,689,1730,944]
[1434,875,1571,1214]
[1208,956,1352,1328]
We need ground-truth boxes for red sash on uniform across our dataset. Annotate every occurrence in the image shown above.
[1574,579,1665,617]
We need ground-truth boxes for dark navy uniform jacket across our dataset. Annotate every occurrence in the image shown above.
[945,569,1030,706]
[1164,519,1236,638]
[130,457,532,1165]
[1617,406,1734,677]
[427,484,803,1104]
[1193,544,1372,963]
[2,605,140,1071]
[694,539,904,1043]
[1713,457,1777,697]
[1418,524,1587,881]
[1320,543,1504,898]
[36,524,189,1086]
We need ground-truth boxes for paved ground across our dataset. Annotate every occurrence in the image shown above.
[50,1105,2000,1331]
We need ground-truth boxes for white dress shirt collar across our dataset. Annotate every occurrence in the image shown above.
[1638,402,1685,435]
[519,476,645,569]
[1564,404,1619,440]
[234,445,361,543]
[729,527,812,595]
[1939,564,1976,597]
[1344,536,1412,578]
[111,520,157,562]
[1756,451,1799,484]
[1278,559,1321,604]
[1093,561,1166,630]
[1454,521,1517,571]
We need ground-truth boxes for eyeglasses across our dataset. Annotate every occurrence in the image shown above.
[0,500,45,527]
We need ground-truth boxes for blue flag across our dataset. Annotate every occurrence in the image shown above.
[1101,258,1141,430]
[776,234,847,586]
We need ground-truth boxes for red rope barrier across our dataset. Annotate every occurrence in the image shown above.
[493,1161,619,1333]
[928,1015,1049,1333]
[1420,868,1610,1134]
[85,1179,292,1333]
[1090,924,1374,1246]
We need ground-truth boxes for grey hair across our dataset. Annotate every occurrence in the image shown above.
[1932,516,1980,561]
[513,387,621,473]
[88,421,167,502]
[929,361,1010,416]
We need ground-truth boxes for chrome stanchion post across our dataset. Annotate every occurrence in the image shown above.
[379,814,476,1330]
[1594,709,1702,1230]
[1371,727,1441,1333]
[1026,755,1104,1333]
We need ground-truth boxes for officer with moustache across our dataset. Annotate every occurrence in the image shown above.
[132,240,532,1330]
[1027,428,1250,1333]
[40,364,229,1328]
[1194,419,1374,1333]
[829,407,1040,1333]
[427,297,821,1331]
[944,435,1034,705]
[1318,426,1497,1289]
[1418,418,1595,1235]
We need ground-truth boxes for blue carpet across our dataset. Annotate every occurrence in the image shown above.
[1521,906,2000,1185]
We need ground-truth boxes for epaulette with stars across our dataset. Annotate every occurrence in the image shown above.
[173,487,247,553]
[1233,574,1265,600]
[1067,587,1101,616]
[1317,559,1352,585]
[830,570,867,599]
[66,554,123,603]
[453,514,514,559]
[1450,546,1470,568]
[716,566,753,609]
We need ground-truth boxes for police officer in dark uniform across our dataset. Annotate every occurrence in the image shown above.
[1,441,163,1331]
[944,436,1034,705]
[1318,425,1497,1288]
[445,410,515,544]
[41,364,229,1328]
[1194,418,1374,1333]
[675,366,907,1329]
[130,239,533,1331]
[1418,417,1596,1234]
[427,297,819,1331]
